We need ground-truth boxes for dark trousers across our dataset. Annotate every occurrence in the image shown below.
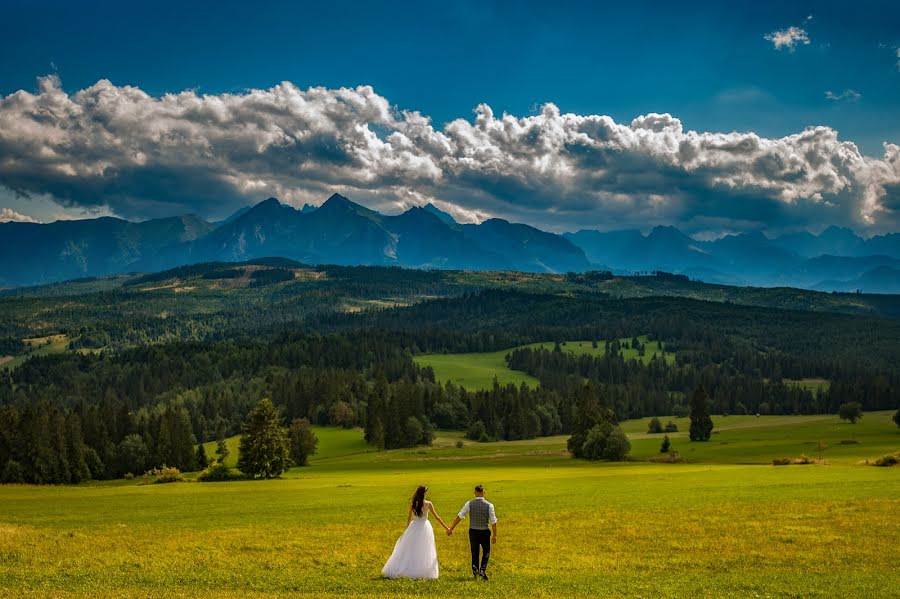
[468,528,491,572]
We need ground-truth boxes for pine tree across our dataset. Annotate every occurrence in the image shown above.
[660,434,671,453]
[195,443,209,469]
[237,399,291,479]
[215,420,230,464]
[66,412,91,483]
[689,385,714,441]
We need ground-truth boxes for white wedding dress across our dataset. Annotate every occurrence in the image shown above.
[382,500,440,580]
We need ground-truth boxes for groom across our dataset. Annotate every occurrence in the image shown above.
[447,484,498,581]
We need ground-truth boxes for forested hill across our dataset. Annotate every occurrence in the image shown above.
[1,261,899,349]
[2,261,900,484]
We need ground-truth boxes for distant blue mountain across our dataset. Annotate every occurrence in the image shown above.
[3,194,900,292]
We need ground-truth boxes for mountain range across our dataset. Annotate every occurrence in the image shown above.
[2,193,900,293]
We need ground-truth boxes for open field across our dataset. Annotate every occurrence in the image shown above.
[415,337,675,391]
[783,378,831,394]
[3,414,898,598]
[0,334,71,371]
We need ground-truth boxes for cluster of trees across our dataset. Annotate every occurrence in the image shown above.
[0,399,196,484]
[506,341,898,420]
[565,383,630,461]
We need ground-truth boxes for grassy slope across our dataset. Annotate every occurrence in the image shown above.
[3,417,897,597]
[415,336,674,391]
[1,334,71,371]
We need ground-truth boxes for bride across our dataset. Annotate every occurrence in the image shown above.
[382,485,451,580]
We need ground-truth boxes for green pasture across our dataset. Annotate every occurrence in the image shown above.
[0,334,72,371]
[415,336,674,391]
[3,414,897,597]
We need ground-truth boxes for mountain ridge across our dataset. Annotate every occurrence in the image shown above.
[3,194,900,292]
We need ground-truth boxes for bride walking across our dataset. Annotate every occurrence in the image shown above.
[382,485,451,580]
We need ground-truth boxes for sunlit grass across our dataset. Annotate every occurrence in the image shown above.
[2,414,899,597]
[415,336,675,391]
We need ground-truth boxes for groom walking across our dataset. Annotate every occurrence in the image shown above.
[447,484,498,580]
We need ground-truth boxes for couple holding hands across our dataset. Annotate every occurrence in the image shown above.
[382,484,498,581]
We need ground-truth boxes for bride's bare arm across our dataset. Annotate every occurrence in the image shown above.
[429,503,450,531]
[407,501,414,525]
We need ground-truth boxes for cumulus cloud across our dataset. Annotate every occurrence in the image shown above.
[825,89,861,102]
[1,76,900,235]
[0,207,37,223]
[764,26,810,51]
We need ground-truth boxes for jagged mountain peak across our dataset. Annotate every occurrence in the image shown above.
[422,203,457,225]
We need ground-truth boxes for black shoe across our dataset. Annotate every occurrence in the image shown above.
[472,569,479,580]
[479,569,489,581]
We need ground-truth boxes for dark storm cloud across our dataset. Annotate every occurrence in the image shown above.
[1,76,899,233]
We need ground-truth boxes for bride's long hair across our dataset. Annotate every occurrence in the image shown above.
[411,485,427,517]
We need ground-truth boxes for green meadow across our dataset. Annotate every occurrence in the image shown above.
[415,337,674,391]
[0,334,72,372]
[1,412,898,598]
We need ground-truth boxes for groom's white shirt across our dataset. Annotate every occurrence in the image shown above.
[457,497,497,524]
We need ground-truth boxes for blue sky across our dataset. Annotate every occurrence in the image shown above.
[1,0,899,234]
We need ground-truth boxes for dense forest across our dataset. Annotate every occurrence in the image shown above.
[2,263,900,484]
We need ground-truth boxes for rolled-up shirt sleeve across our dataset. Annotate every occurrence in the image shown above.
[488,503,497,524]
[457,502,470,520]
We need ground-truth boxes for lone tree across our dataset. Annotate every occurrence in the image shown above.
[894,408,900,428]
[838,401,863,424]
[289,418,318,466]
[238,399,291,479]
[647,417,663,434]
[688,385,714,441]
[195,443,209,469]
[660,434,671,453]
[215,420,230,464]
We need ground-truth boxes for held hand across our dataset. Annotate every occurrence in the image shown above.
[446,528,453,536]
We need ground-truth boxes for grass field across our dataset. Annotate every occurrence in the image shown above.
[415,337,674,391]
[2,413,898,598]
[0,334,71,371]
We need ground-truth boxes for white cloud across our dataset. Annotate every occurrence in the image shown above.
[1,76,899,234]
[764,26,810,51]
[0,207,37,223]
[825,89,862,102]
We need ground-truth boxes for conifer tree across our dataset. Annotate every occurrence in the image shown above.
[237,399,291,479]
[195,443,209,469]
[689,385,714,441]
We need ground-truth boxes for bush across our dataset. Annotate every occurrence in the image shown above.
[198,462,244,481]
[466,420,486,441]
[838,401,863,424]
[664,421,678,433]
[581,422,631,461]
[478,432,491,443]
[289,418,318,467]
[772,455,818,466]
[144,466,183,483]
[647,452,684,463]
[871,452,900,467]
[647,417,663,434]
[893,408,900,428]
[455,440,464,449]
[660,434,671,453]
